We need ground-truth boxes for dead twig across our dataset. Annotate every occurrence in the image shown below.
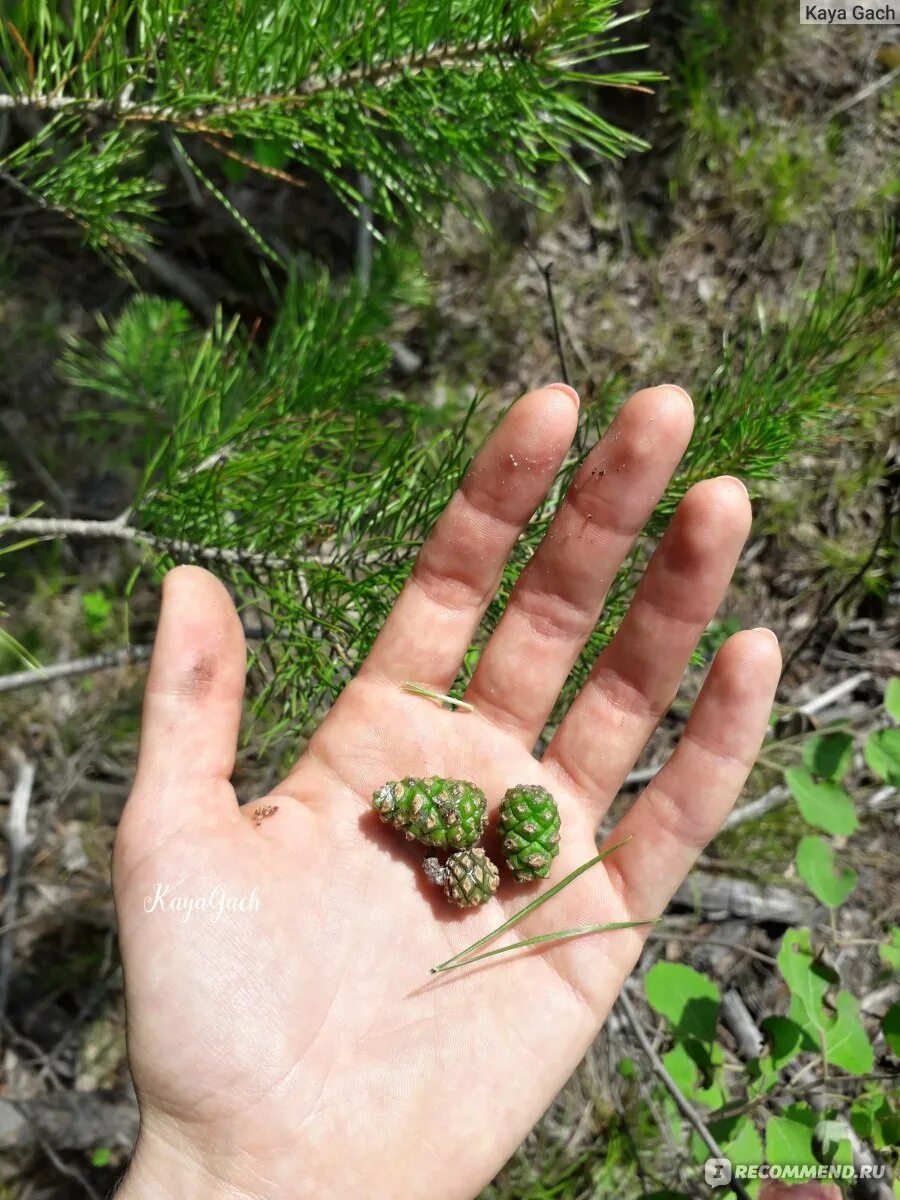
[780,492,898,681]
[826,65,900,120]
[0,645,153,694]
[617,987,753,1200]
[534,258,571,388]
[0,625,268,693]
[0,753,35,1021]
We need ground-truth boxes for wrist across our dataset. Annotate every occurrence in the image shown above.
[117,1127,259,1200]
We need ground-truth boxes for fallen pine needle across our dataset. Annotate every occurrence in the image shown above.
[430,918,658,974]
[430,836,636,974]
[401,680,474,712]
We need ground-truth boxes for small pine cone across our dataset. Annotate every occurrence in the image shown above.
[497,784,561,882]
[372,776,487,848]
[424,848,500,908]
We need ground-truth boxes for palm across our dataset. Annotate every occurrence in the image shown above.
[114,385,780,1200]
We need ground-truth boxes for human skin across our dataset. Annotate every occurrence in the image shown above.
[114,383,784,1200]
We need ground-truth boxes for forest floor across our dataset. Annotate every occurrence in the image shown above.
[0,2,898,1198]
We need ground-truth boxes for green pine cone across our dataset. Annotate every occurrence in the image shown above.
[423,848,500,908]
[497,784,561,881]
[372,776,487,849]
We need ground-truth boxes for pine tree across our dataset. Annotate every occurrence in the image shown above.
[0,1,656,264]
[0,3,897,739]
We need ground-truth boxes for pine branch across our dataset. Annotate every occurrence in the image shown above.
[0,515,304,570]
[0,1,657,257]
[0,40,655,122]
[4,234,895,740]
[0,45,508,116]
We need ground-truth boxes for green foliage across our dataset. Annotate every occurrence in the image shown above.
[883,1004,900,1057]
[795,836,857,908]
[595,677,894,1195]
[670,236,899,506]
[645,962,719,1043]
[880,928,900,973]
[62,268,456,735]
[801,732,854,783]
[7,238,882,738]
[785,768,857,837]
[864,729,900,786]
[0,120,161,268]
[665,0,785,120]
[766,1106,818,1171]
[82,589,113,637]
[851,1090,900,1153]
[644,964,725,1108]
[778,928,873,1074]
[0,0,657,262]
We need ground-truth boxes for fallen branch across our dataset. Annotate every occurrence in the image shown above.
[0,753,35,1020]
[722,783,790,831]
[617,987,753,1200]
[670,872,813,925]
[720,990,765,1060]
[0,748,34,1022]
[0,1090,138,1152]
[0,645,152,693]
[0,625,269,694]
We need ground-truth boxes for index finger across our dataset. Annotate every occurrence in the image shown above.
[361,384,580,688]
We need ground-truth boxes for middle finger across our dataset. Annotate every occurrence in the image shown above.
[464,385,694,742]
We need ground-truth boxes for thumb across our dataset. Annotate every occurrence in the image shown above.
[124,565,246,843]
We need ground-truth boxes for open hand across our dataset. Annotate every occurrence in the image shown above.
[114,384,781,1200]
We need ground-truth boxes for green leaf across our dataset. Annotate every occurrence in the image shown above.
[777,928,873,1073]
[778,928,833,1014]
[884,1002,900,1056]
[721,1116,764,1172]
[253,138,291,170]
[617,1056,636,1079]
[82,589,113,637]
[766,1105,818,1170]
[826,992,874,1074]
[644,962,720,1042]
[802,732,855,781]
[864,728,900,785]
[880,928,900,973]
[852,1091,900,1151]
[796,836,857,907]
[662,1041,727,1109]
[749,1015,806,1092]
[761,1016,806,1069]
[814,1118,853,1167]
[885,677,900,722]
[786,767,858,835]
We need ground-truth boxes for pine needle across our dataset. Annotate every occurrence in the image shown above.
[431,918,657,975]
[401,680,474,712]
[430,836,639,974]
